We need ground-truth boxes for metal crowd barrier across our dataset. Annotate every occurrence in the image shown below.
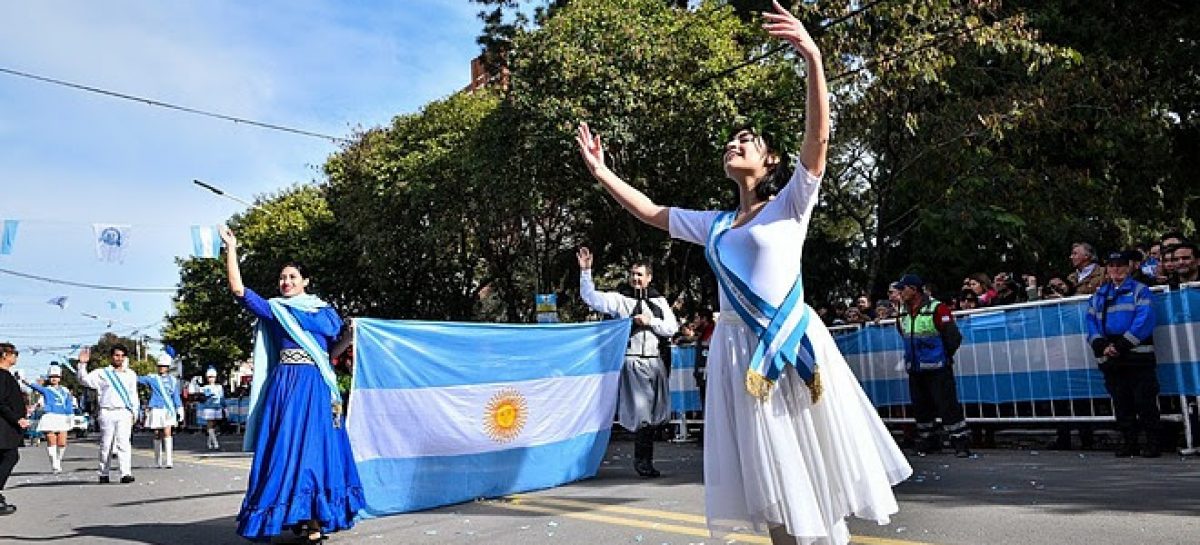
[666,284,1200,452]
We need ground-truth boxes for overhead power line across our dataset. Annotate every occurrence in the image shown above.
[0,267,177,293]
[0,66,353,144]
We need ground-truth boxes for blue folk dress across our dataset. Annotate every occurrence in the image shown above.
[235,288,365,540]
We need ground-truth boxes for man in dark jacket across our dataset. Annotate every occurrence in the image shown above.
[895,274,971,457]
[0,342,31,515]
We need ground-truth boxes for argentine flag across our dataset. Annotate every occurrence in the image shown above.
[347,318,630,516]
[190,225,223,258]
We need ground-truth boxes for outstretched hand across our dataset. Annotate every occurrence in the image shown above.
[575,122,606,173]
[576,247,594,270]
[77,347,90,364]
[762,0,819,59]
[218,225,238,250]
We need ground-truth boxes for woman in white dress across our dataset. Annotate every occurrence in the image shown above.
[574,3,911,543]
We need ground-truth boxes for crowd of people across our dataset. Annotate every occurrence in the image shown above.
[815,233,1198,327]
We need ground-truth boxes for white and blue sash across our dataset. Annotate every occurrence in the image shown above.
[152,375,177,415]
[243,293,341,450]
[104,367,137,414]
[704,211,818,400]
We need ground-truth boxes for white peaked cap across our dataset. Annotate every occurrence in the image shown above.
[47,364,62,377]
[205,367,217,377]
[156,353,173,368]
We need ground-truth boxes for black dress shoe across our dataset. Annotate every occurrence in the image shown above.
[98,476,110,484]
[120,475,135,484]
[0,496,15,516]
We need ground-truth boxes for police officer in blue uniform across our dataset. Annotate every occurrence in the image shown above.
[1086,251,1160,457]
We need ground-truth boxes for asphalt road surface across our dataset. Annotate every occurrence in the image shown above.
[1,431,1197,545]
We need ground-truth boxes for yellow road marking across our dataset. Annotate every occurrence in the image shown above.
[499,495,939,545]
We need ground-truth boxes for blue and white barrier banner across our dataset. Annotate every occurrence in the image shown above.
[669,346,701,412]
[347,318,631,516]
[836,287,1200,406]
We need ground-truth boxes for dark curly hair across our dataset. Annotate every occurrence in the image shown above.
[730,123,793,203]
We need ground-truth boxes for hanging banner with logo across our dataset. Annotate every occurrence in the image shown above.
[347,318,630,516]
[93,224,132,263]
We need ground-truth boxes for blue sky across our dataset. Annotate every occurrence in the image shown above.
[0,1,485,376]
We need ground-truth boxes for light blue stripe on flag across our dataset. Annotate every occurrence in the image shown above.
[354,318,632,389]
[347,318,630,516]
[1,220,18,255]
[190,225,222,258]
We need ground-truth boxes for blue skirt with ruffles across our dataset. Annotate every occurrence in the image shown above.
[236,363,365,540]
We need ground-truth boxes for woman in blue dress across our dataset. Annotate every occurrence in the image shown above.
[219,226,364,543]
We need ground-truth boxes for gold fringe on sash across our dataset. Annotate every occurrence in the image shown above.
[745,366,823,404]
[745,370,775,400]
[806,367,823,404]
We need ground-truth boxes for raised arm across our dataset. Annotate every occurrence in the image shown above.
[577,247,635,317]
[575,123,669,231]
[218,225,245,297]
[763,0,828,177]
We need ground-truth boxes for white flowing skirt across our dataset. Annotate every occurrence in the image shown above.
[704,310,912,544]
[145,408,179,429]
[36,412,72,433]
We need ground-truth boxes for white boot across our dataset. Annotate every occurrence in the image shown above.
[153,439,163,468]
[47,445,59,473]
[163,437,174,468]
[207,428,218,450]
[57,445,67,472]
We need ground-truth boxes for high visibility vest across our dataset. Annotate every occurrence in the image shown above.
[897,298,949,372]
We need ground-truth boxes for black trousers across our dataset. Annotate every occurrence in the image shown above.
[0,448,18,490]
[909,367,967,437]
[1101,365,1161,443]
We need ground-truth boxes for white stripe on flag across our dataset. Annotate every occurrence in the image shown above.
[347,371,619,462]
[191,225,222,258]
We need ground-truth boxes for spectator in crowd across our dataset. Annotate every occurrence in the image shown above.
[875,299,896,322]
[1173,242,1198,284]
[958,292,979,310]
[1068,242,1104,295]
[991,272,1024,306]
[893,274,970,457]
[1156,245,1176,286]
[854,295,876,321]
[1041,277,1072,300]
[844,307,867,324]
[830,301,848,326]
[1086,251,1159,457]
[1020,274,1041,302]
[964,273,997,307]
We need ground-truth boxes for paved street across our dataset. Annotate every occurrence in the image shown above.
[1,431,1198,545]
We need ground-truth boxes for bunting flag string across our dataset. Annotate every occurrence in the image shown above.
[1,220,17,255]
[0,219,227,261]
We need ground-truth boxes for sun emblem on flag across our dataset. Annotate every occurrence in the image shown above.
[483,388,528,443]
